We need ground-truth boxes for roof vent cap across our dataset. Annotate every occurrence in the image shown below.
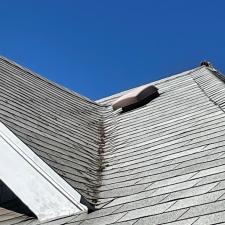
[112,84,159,112]
[200,61,213,67]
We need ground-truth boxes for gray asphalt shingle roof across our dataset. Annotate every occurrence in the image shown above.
[0,57,225,225]
[0,56,105,205]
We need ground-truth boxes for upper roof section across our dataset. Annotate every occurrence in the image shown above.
[0,56,105,206]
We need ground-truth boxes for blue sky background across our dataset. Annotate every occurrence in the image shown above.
[0,0,225,100]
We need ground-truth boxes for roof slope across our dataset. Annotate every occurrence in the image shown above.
[1,59,225,225]
[70,66,225,225]
[0,57,105,204]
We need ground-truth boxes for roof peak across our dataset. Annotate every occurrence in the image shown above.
[200,60,213,68]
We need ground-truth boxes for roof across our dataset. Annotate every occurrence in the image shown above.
[0,57,225,224]
[0,56,104,204]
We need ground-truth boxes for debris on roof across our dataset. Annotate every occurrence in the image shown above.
[0,57,225,225]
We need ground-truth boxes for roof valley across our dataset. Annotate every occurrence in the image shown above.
[95,106,119,207]
[0,57,110,206]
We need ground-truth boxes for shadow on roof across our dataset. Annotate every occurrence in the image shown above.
[0,181,35,217]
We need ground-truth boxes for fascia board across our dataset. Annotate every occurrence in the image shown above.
[0,122,87,221]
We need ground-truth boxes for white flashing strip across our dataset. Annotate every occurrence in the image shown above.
[0,122,87,221]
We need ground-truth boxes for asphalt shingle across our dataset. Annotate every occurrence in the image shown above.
[191,211,225,225]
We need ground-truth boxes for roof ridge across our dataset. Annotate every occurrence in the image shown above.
[207,66,225,84]
[96,66,204,105]
[0,55,100,106]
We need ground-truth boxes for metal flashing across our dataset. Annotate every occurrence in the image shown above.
[0,122,87,222]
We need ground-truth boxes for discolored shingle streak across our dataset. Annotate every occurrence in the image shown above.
[0,57,225,225]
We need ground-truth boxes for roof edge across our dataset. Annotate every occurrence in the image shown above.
[96,66,203,104]
[0,55,100,107]
[206,66,225,84]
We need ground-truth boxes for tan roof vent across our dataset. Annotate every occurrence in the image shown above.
[112,84,159,111]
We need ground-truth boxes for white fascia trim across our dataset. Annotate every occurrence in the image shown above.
[0,122,87,221]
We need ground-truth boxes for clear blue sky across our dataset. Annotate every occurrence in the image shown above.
[0,0,225,100]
